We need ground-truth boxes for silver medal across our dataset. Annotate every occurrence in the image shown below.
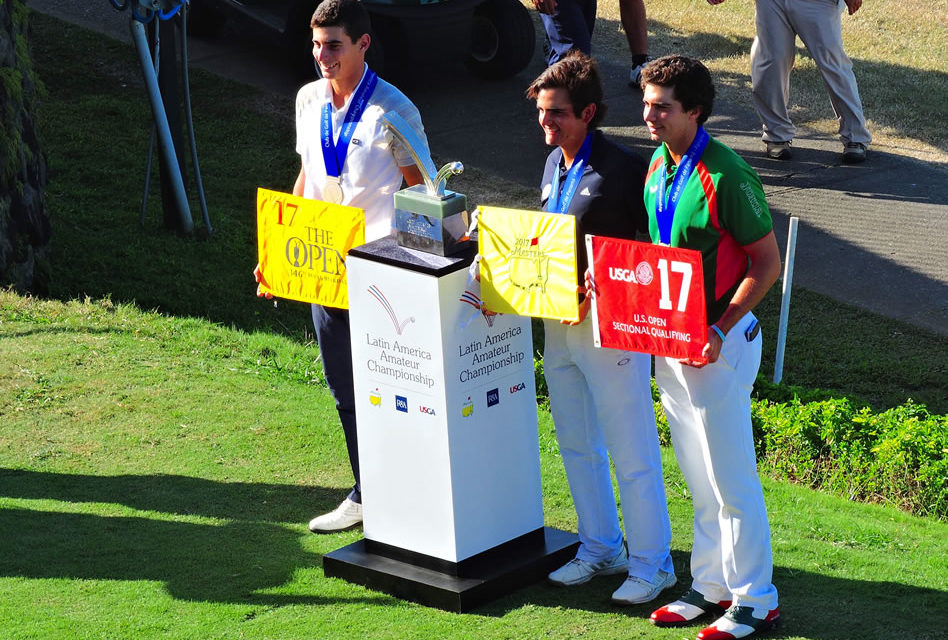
[323,177,344,204]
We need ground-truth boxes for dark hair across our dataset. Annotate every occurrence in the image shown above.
[640,55,715,126]
[311,0,371,42]
[525,50,607,130]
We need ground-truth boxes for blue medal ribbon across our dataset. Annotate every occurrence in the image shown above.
[656,126,710,244]
[320,66,379,181]
[546,133,593,214]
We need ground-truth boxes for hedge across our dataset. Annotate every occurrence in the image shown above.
[534,355,946,521]
[751,397,946,520]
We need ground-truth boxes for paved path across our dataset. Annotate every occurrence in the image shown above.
[27,0,948,336]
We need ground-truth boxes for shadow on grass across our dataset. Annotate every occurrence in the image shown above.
[475,550,948,640]
[0,468,382,605]
[3,468,945,635]
[0,468,344,522]
[0,506,394,607]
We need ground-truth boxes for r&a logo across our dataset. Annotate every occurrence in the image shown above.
[486,388,499,407]
[395,395,408,413]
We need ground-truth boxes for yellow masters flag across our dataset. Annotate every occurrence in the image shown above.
[478,206,579,322]
[256,188,365,308]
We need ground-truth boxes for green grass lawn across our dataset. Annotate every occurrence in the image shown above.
[2,292,946,639]
[2,9,946,640]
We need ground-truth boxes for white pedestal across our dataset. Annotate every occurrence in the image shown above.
[324,238,578,611]
[346,239,543,562]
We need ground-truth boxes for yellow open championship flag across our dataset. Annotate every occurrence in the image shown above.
[478,206,579,322]
[256,188,365,308]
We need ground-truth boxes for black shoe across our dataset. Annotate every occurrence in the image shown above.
[765,140,792,160]
[842,142,868,163]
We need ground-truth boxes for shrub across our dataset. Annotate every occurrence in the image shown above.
[533,349,548,409]
[534,354,946,520]
[754,396,946,520]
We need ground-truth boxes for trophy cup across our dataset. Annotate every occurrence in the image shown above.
[383,113,470,257]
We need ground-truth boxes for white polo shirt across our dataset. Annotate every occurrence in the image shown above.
[295,64,430,242]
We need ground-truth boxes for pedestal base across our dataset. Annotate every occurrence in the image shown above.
[323,527,579,612]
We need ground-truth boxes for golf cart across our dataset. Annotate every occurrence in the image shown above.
[187,0,537,80]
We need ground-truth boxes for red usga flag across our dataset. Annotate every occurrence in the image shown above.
[586,235,707,362]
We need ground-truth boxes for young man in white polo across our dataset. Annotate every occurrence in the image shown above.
[265,0,431,533]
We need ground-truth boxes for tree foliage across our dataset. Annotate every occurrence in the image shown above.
[0,0,50,293]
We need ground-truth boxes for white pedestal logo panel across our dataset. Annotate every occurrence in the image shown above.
[348,254,543,563]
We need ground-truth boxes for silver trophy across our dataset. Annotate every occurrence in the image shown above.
[383,112,470,256]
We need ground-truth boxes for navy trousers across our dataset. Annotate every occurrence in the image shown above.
[311,304,361,504]
[540,0,597,65]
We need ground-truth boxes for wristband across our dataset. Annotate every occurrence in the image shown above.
[710,324,726,342]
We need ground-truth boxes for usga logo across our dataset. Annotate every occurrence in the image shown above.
[486,388,500,407]
[509,382,526,394]
[608,261,653,286]
[635,261,654,285]
[419,405,436,416]
[395,395,408,413]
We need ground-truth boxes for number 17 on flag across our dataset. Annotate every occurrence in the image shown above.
[586,235,707,361]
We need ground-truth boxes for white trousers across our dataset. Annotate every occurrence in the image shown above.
[751,0,871,145]
[544,318,673,580]
[654,313,778,615]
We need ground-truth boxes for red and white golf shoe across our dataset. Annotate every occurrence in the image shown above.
[649,589,732,627]
[697,605,781,640]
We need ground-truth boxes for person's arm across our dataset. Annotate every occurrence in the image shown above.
[843,0,862,15]
[682,230,780,367]
[532,0,557,15]
[400,164,425,187]
[706,0,725,4]
[292,164,305,197]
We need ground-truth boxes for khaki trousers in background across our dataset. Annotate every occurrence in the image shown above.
[750,0,871,145]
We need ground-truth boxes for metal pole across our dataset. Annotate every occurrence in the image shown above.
[180,3,213,234]
[773,216,799,384]
[129,17,193,234]
[140,23,159,228]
